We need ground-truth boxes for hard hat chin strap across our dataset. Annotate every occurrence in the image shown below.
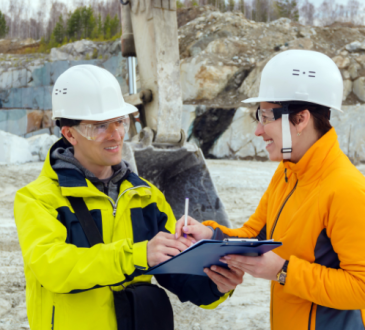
[281,113,292,160]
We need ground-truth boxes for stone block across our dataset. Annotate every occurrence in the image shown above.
[7,88,23,108]
[182,105,196,135]
[44,86,53,110]
[0,70,12,89]
[22,86,45,110]
[210,107,267,159]
[27,110,44,133]
[51,61,70,84]
[331,105,365,163]
[42,110,53,128]
[32,62,51,87]
[0,130,33,165]
[0,109,27,135]
[12,68,28,88]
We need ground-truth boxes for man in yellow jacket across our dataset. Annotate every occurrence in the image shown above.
[14,65,243,330]
[176,50,365,329]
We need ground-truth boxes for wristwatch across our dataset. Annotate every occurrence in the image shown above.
[276,260,289,285]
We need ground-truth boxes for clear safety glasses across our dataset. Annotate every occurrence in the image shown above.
[74,116,130,142]
[255,105,289,125]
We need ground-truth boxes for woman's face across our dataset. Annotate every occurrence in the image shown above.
[255,102,298,162]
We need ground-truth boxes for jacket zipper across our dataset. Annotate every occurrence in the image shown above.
[108,185,150,216]
[308,303,314,330]
[269,179,298,239]
[270,176,298,330]
[51,306,55,330]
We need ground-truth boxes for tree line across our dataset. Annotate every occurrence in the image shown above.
[0,0,364,42]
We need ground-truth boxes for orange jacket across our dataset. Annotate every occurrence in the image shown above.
[205,128,365,330]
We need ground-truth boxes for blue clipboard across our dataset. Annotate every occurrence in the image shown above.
[146,239,282,277]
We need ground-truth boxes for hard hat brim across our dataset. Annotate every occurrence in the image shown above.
[52,102,139,121]
[241,97,343,113]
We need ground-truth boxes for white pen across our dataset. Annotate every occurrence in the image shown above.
[184,198,189,238]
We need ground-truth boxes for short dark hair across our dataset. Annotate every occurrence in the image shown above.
[58,118,82,146]
[287,102,332,137]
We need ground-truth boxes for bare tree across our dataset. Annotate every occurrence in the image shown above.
[300,0,315,25]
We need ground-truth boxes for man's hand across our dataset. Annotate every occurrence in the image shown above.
[147,232,194,267]
[175,216,213,241]
[220,251,286,281]
[204,265,245,294]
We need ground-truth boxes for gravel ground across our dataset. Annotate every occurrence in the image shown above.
[2,160,363,329]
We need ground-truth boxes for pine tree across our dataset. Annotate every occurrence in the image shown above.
[110,14,120,37]
[275,0,299,21]
[67,8,82,40]
[0,10,9,38]
[53,14,65,44]
[228,0,235,11]
[103,14,111,39]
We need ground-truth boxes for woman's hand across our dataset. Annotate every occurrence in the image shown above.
[204,265,245,294]
[175,216,213,241]
[220,251,286,281]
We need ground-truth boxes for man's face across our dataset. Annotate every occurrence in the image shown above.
[66,117,127,167]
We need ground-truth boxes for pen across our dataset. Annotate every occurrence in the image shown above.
[184,198,189,238]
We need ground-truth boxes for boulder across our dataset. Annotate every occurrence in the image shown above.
[49,48,72,61]
[343,80,352,101]
[0,130,34,165]
[27,134,59,161]
[353,77,365,102]
[349,62,360,80]
[180,58,238,100]
[345,41,365,52]
[209,107,267,159]
[332,56,351,69]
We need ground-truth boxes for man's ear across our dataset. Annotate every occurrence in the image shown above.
[295,110,311,134]
[61,126,78,146]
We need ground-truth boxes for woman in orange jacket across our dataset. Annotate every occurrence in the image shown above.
[176,50,365,330]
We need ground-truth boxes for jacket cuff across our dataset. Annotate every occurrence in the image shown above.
[133,240,149,271]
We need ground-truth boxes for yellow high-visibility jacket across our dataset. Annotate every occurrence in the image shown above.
[14,140,229,330]
[205,128,365,330]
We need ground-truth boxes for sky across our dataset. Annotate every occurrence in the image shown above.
[0,0,359,16]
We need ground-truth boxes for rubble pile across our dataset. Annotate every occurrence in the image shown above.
[177,6,365,107]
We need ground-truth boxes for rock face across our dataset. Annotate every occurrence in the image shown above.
[0,130,34,165]
[27,134,59,161]
[185,104,365,164]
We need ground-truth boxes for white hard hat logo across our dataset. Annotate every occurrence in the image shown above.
[292,69,316,78]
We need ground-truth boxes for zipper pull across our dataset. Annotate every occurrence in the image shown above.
[113,207,117,217]
[284,168,288,183]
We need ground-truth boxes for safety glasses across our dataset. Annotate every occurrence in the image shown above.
[255,105,290,125]
[74,116,130,142]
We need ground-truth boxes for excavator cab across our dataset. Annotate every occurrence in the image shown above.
[120,0,230,226]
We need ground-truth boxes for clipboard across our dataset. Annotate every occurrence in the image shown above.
[146,239,282,277]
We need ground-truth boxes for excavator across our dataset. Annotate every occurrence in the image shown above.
[119,0,231,227]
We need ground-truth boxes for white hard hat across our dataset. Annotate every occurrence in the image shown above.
[242,50,343,112]
[52,65,137,121]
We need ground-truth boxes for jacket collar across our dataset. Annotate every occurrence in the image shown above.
[283,128,341,185]
[40,139,150,198]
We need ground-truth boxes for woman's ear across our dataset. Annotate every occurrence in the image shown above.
[61,126,78,146]
[295,110,311,134]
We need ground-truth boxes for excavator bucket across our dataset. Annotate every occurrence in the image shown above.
[123,140,230,227]
[120,0,231,227]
